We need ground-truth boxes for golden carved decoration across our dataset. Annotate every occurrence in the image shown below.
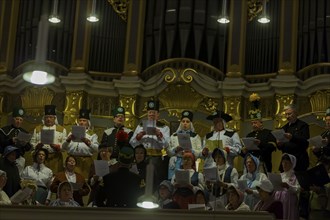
[163,67,196,84]
[108,0,129,22]
[63,91,85,126]
[247,0,263,22]
[159,84,204,118]
[274,94,294,128]
[88,95,116,118]
[223,96,241,131]
[200,98,218,113]
[119,95,137,129]
[310,90,330,120]
[21,87,54,118]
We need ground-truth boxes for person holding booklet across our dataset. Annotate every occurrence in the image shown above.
[30,105,67,174]
[168,110,202,179]
[49,181,80,207]
[62,108,99,179]
[241,93,276,173]
[0,107,32,174]
[130,100,170,190]
[312,107,330,161]
[238,153,268,210]
[50,155,90,206]
[202,110,241,168]
[274,153,300,220]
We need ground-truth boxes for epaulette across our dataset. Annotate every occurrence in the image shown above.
[86,129,95,136]
[205,132,213,139]
[156,121,165,127]
[224,130,235,137]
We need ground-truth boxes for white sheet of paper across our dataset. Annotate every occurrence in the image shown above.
[241,137,259,150]
[17,131,32,142]
[188,204,206,210]
[175,169,190,185]
[71,125,86,142]
[267,172,283,191]
[308,135,324,148]
[203,166,218,182]
[129,164,139,174]
[143,120,157,135]
[94,160,110,177]
[237,179,248,191]
[271,129,289,143]
[177,133,192,150]
[10,187,33,204]
[40,129,55,145]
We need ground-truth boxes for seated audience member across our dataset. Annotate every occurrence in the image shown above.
[18,179,39,205]
[132,144,148,182]
[194,188,212,210]
[21,148,53,205]
[274,153,300,220]
[312,107,330,161]
[239,153,268,210]
[50,155,90,206]
[254,179,283,220]
[225,185,250,211]
[0,170,11,205]
[309,157,330,220]
[0,145,21,197]
[95,145,144,208]
[49,181,80,207]
[206,148,238,208]
[87,144,117,206]
[171,152,205,209]
[157,180,180,209]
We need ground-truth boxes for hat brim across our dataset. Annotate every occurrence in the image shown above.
[206,111,232,122]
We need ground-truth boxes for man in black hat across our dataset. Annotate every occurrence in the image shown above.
[30,105,67,173]
[241,93,277,173]
[203,110,242,167]
[130,100,170,190]
[95,145,144,207]
[0,107,32,174]
[63,108,99,179]
[100,106,133,160]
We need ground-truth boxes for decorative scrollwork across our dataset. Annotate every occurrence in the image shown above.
[181,68,196,83]
[163,67,176,83]
[247,0,263,22]
[108,0,129,22]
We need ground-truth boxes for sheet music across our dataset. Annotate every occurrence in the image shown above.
[237,179,248,191]
[308,135,324,148]
[205,140,223,152]
[70,182,83,191]
[94,160,110,177]
[177,133,192,150]
[175,169,190,185]
[40,129,55,145]
[17,131,32,142]
[71,125,86,142]
[241,137,259,150]
[203,166,218,182]
[10,187,33,204]
[271,129,289,143]
[143,120,157,135]
[267,172,283,191]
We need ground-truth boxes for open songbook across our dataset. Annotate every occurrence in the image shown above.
[71,125,86,142]
[40,129,55,145]
[308,135,324,148]
[271,129,289,143]
[177,133,192,150]
[241,137,259,151]
[203,166,218,182]
[143,119,157,135]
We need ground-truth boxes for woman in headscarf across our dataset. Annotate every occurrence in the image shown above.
[274,153,300,220]
[168,110,202,179]
[49,181,80,207]
[225,185,250,211]
[0,170,11,205]
[238,153,268,210]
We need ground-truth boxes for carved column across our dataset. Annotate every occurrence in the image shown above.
[0,0,19,74]
[274,94,294,128]
[123,0,146,76]
[310,90,330,120]
[63,91,86,127]
[119,95,137,130]
[278,0,299,75]
[223,96,241,131]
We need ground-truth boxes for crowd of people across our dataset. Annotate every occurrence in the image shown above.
[0,95,330,220]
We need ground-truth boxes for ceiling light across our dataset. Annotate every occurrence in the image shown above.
[49,0,61,23]
[87,0,99,22]
[258,0,270,24]
[218,0,230,24]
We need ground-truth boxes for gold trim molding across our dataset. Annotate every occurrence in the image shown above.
[63,91,85,126]
[108,0,129,22]
[163,67,196,84]
[119,95,136,129]
[223,96,241,131]
[274,94,294,128]
[247,0,263,22]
